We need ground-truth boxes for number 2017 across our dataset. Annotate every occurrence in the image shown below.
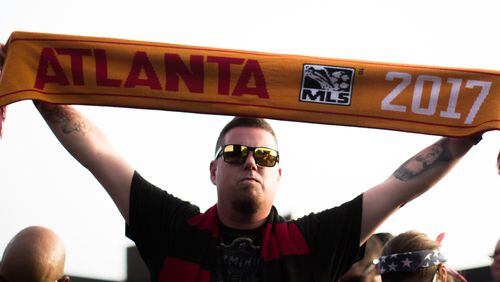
[381,72,492,124]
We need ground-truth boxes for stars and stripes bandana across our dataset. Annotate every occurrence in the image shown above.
[0,31,499,137]
[378,250,446,274]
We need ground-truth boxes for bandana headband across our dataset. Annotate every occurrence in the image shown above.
[378,249,446,274]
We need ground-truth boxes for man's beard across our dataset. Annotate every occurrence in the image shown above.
[231,183,262,215]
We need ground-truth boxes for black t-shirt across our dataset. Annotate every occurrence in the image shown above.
[212,225,263,282]
[126,171,364,282]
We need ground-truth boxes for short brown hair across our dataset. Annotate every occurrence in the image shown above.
[215,117,277,155]
[381,231,440,282]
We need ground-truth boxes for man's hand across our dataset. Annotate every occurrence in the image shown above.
[0,44,7,138]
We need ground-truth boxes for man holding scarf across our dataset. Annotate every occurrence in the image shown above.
[0,45,482,282]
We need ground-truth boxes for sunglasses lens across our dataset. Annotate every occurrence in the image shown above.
[254,148,278,167]
[220,145,279,167]
[223,145,248,164]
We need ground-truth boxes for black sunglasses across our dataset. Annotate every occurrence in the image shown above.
[215,144,279,167]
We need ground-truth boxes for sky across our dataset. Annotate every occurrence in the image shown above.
[0,0,499,280]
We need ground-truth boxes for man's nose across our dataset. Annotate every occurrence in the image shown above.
[243,151,258,170]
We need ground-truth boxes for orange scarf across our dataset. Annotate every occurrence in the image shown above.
[0,31,498,137]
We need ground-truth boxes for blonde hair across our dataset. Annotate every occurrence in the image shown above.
[381,231,440,282]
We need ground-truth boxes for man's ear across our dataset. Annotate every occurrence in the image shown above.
[210,160,217,185]
[275,165,282,182]
[437,264,448,282]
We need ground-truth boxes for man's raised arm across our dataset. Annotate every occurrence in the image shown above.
[35,102,134,223]
[360,136,478,244]
[0,44,132,222]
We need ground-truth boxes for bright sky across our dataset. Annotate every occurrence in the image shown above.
[0,0,499,280]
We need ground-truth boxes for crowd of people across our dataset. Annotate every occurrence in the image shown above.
[1,44,499,282]
[2,226,499,281]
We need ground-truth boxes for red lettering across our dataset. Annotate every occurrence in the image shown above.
[124,51,162,90]
[55,48,91,85]
[164,54,204,93]
[207,56,245,95]
[94,49,122,87]
[34,48,70,90]
[232,59,269,98]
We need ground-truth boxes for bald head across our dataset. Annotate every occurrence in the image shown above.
[0,226,67,282]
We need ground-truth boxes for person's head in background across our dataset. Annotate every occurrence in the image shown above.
[0,226,69,282]
[492,239,500,282]
[379,230,466,282]
[339,233,394,282]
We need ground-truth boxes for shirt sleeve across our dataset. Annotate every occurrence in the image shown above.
[125,171,200,272]
[293,193,365,281]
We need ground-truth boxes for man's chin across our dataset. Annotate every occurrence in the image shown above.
[231,197,261,215]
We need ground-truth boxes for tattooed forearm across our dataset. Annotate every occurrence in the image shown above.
[37,104,90,136]
[393,139,453,181]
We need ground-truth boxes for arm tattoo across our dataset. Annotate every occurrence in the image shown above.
[38,105,90,136]
[393,139,453,181]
